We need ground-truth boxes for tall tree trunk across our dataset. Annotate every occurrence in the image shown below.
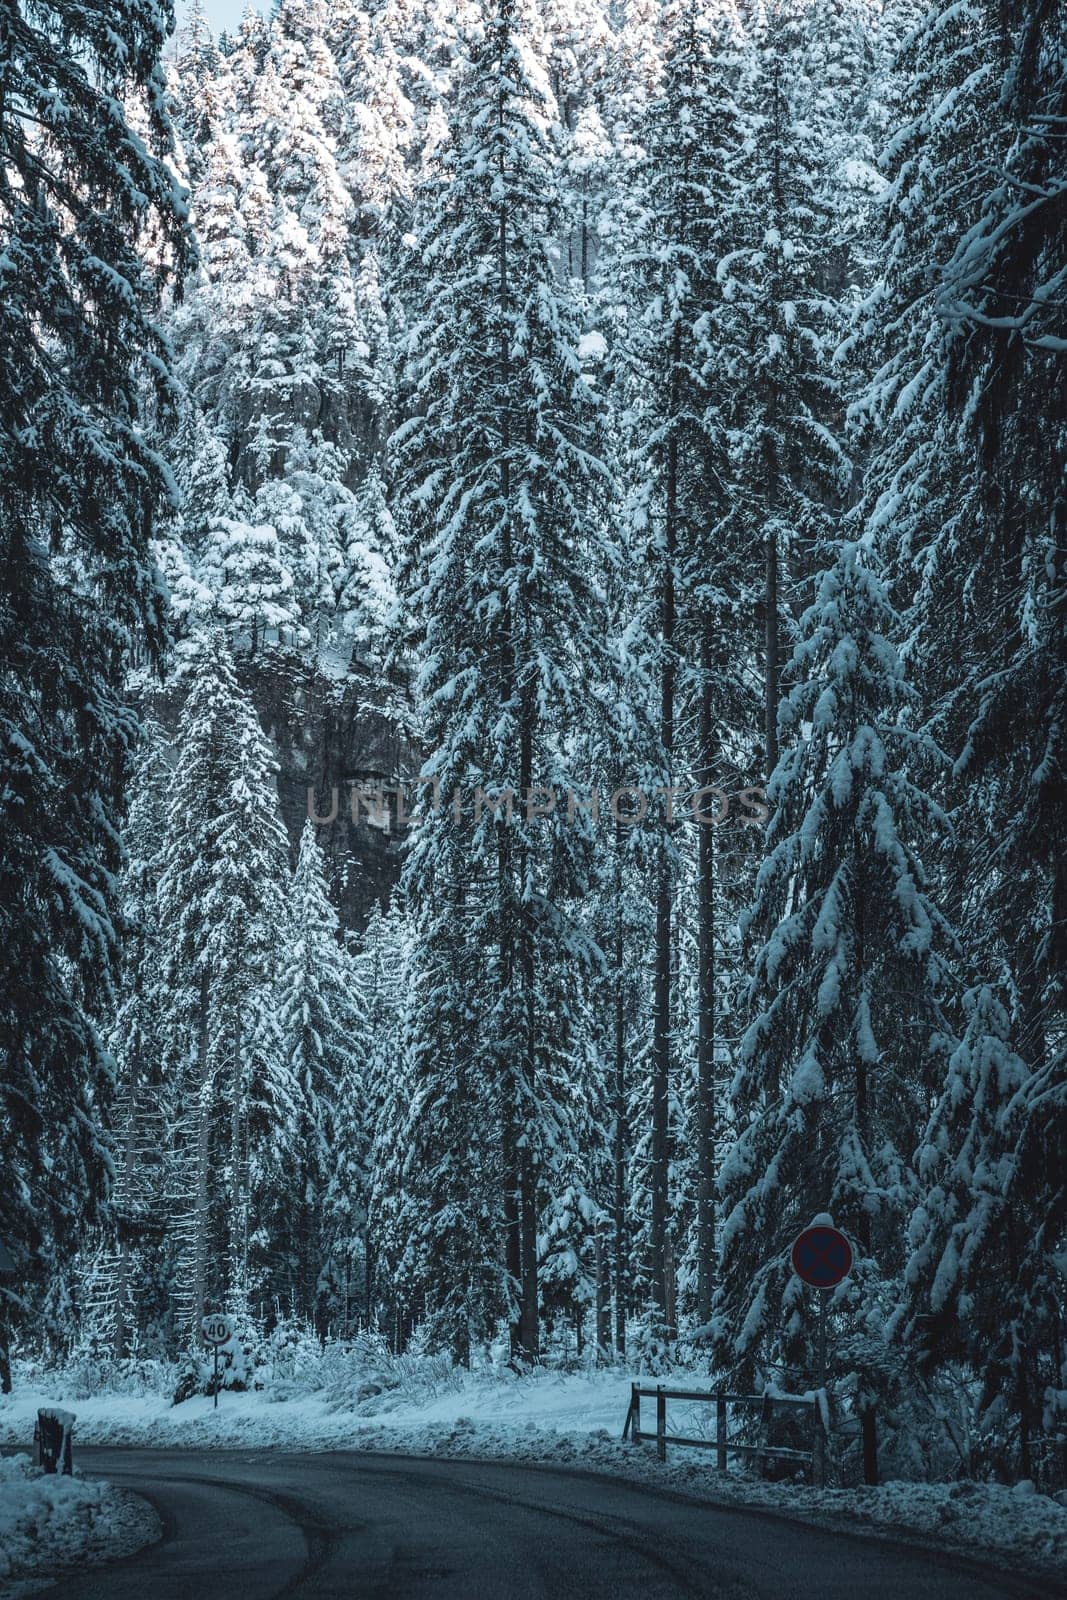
[594,1221,611,1361]
[113,958,143,1361]
[231,1003,244,1302]
[612,858,629,1357]
[1007,1205,1035,1480]
[192,967,211,1330]
[765,528,779,780]
[114,873,158,1360]
[113,1237,132,1364]
[500,822,521,1362]
[855,1046,879,1486]
[517,689,539,1363]
[650,327,680,1345]
[495,106,527,1365]
[363,1240,374,1334]
[694,621,717,1326]
[765,57,784,786]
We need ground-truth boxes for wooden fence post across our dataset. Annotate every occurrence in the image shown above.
[656,1385,667,1462]
[716,1394,727,1473]
[622,1383,636,1440]
[812,1394,825,1488]
[633,1385,641,1441]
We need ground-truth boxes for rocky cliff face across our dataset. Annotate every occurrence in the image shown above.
[143,646,412,935]
[255,651,411,933]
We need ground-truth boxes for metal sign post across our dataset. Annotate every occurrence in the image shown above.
[201,1313,235,1409]
[790,1219,853,1488]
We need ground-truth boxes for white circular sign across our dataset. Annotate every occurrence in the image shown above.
[201,1313,234,1346]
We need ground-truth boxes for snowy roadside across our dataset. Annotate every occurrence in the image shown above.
[2,1376,1065,1584]
[0,1453,160,1596]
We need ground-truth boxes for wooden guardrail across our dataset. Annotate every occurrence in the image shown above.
[622,1384,824,1485]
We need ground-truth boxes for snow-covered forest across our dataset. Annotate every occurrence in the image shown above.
[1,0,1063,1493]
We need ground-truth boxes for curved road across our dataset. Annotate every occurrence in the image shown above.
[51,1448,1061,1600]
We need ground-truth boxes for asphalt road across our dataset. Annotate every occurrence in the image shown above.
[44,1447,1064,1600]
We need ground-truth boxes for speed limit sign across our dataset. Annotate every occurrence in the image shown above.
[201,1313,234,1411]
[201,1313,234,1346]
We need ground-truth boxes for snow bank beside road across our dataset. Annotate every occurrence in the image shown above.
[2,1374,1066,1583]
[0,1453,159,1592]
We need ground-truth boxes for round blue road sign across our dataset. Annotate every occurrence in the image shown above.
[791,1225,853,1289]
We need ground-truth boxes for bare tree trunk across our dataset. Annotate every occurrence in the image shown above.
[0,1306,11,1394]
[231,1005,245,1303]
[765,529,779,780]
[498,802,522,1361]
[594,1222,611,1361]
[363,1241,374,1333]
[192,968,211,1332]
[765,58,784,787]
[695,622,717,1326]
[1007,1205,1035,1481]
[517,694,540,1363]
[855,1047,879,1486]
[495,89,530,1367]
[113,1077,141,1360]
[650,327,680,1346]
[612,865,629,1357]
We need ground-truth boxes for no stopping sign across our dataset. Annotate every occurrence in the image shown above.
[791,1225,853,1289]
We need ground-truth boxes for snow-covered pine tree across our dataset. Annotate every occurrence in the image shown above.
[386,869,508,1363]
[857,0,1066,1472]
[891,987,1038,1456]
[277,820,365,1325]
[393,0,615,1361]
[933,0,1065,1196]
[169,0,230,190]
[108,726,174,1360]
[329,0,415,238]
[167,1,393,655]
[611,0,749,1344]
[0,0,189,1360]
[716,0,849,780]
[216,486,304,651]
[361,897,423,1341]
[158,634,297,1332]
[713,539,958,1484]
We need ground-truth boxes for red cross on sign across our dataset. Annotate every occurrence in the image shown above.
[791,1225,853,1289]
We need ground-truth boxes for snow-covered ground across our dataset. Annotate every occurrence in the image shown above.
[0,1452,159,1594]
[2,1367,1066,1582]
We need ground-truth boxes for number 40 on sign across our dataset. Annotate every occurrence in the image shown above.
[201,1313,234,1410]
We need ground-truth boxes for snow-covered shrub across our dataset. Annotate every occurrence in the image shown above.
[16,1342,177,1403]
[316,1329,464,1414]
[258,1317,326,1400]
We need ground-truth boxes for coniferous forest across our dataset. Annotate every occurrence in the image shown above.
[1,0,1064,1500]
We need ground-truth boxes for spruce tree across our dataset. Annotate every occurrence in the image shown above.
[713,540,958,1484]
[277,820,365,1324]
[858,0,1067,1469]
[394,0,615,1360]
[0,0,189,1347]
[158,635,295,1330]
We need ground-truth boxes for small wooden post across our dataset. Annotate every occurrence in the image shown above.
[813,1396,825,1488]
[35,1410,73,1475]
[656,1385,667,1462]
[622,1383,636,1440]
[716,1394,727,1473]
[633,1385,641,1441]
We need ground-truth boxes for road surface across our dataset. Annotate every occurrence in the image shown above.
[41,1447,1063,1599]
